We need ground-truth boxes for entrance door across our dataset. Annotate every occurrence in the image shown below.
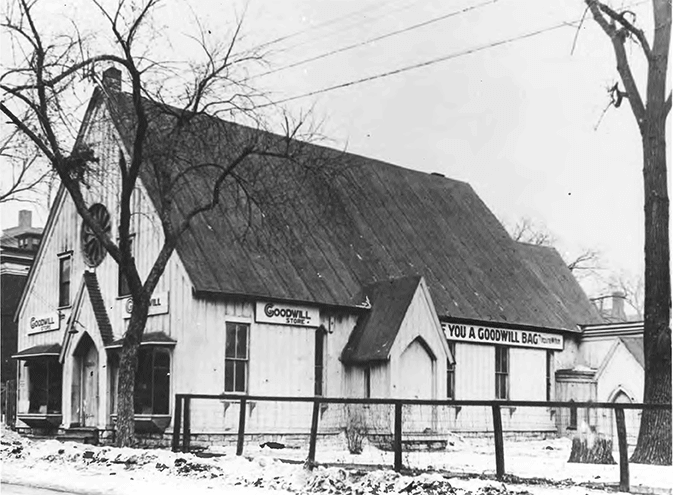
[73,334,99,427]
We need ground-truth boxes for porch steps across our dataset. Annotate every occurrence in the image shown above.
[57,427,100,445]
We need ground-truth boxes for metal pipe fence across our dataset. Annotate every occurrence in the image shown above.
[171,395,671,492]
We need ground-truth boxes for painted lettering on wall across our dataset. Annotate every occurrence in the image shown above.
[28,312,60,334]
[255,302,320,327]
[122,291,169,319]
[442,323,563,350]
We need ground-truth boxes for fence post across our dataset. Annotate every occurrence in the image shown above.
[614,407,629,492]
[307,399,321,466]
[394,402,403,472]
[182,396,191,453]
[236,397,247,456]
[492,404,505,479]
[172,395,183,452]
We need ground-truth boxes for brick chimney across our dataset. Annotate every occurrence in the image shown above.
[102,67,121,92]
[18,210,32,228]
[611,291,626,321]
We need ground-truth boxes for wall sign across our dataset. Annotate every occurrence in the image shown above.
[123,291,169,319]
[28,312,60,334]
[442,322,564,351]
[255,302,319,327]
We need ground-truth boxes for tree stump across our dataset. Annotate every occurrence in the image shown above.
[568,433,616,464]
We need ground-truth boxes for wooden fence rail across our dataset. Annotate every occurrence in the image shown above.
[171,394,671,492]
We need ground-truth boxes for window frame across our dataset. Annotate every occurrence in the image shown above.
[27,359,63,414]
[133,347,171,415]
[495,346,509,400]
[447,341,456,399]
[225,322,249,394]
[364,366,371,398]
[58,253,72,308]
[314,327,325,396]
[546,350,553,401]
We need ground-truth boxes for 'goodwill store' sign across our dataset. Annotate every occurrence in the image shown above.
[442,323,563,350]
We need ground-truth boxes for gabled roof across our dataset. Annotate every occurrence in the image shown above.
[82,272,114,345]
[342,276,421,364]
[516,243,604,328]
[87,89,601,332]
[619,336,644,368]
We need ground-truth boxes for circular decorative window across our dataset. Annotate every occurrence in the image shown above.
[81,203,111,267]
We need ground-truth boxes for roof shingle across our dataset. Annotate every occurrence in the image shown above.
[104,90,602,332]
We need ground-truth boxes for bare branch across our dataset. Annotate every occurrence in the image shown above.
[586,0,648,129]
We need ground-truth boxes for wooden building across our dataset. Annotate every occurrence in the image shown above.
[13,68,603,443]
[556,321,644,444]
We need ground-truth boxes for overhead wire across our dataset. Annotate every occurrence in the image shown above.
[258,19,580,109]
[250,0,421,54]
[248,0,500,82]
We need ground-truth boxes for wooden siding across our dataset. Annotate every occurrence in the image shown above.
[16,101,195,429]
[388,278,449,400]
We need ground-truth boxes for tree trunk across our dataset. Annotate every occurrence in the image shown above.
[568,435,616,464]
[115,298,149,447]
[631,119,671,465]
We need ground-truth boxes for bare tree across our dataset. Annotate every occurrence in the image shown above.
[506,217,601,274]
[1,0,335,446]
[584,0,671,465]
[0,126,53,204]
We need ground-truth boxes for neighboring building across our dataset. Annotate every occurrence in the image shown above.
[556,320,644,444]
[12,68,604,444]
[1,210,43,384]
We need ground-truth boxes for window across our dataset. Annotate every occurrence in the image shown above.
[314,328,325,396]
[134,347,171,414]
[58,255,71,307]
[27,360,63,414]
[546,350,553,401]
[225,322,249,393]
[364,366,371,398]
[447,342,456,399]
[495,346,509,400]
[117,234,135,297]
[569,399,578,429]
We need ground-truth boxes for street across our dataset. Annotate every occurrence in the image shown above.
[1,484,80,495]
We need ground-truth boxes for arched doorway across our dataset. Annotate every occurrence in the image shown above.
[399,337,436,399]
[72,333,99,427]
[610,388,640,445]
[399,337,437,432]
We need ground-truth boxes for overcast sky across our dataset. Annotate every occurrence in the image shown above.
[2,0,668,297]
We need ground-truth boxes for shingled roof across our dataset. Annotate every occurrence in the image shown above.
[82,272,114,345]
[101,89,601,332]
[516,243,603,327]
[342,276,421,364]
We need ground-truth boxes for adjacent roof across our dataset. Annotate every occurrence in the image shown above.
[517,243,603,328]
[100,89,602,332]
[106,331,176,349]
[342,276,421,364]
[12,343,61,359]
[619,336,644,367]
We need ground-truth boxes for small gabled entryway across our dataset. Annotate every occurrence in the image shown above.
[72,332,99,427]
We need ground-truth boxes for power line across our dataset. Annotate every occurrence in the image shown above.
[250,0,500,82]
[259,19,579,109]
[252,0,420,53]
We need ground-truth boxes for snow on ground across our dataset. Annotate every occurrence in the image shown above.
[1,426,670,495]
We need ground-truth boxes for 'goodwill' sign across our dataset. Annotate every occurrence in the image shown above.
[442,323,563,350]
[256,302,319,327]
[123,291,169,319]
[28,312,60,334]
